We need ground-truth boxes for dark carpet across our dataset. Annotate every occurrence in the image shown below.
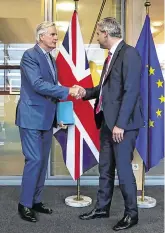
[0,186,164,233]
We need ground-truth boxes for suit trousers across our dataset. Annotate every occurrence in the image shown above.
[19,127,53,208]
[96,120,139,218]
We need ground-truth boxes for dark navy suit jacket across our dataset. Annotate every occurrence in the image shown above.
[84,41,144,131]
[15,44,69,130]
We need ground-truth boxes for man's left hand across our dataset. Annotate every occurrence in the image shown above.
[112,126,124,143]
[58,121,68,129]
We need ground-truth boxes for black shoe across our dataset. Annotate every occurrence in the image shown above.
[113,215,138,231]
[18,203,37,222]
[33,202,53,214]
[79,208,109,220]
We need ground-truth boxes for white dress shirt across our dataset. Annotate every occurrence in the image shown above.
[99,39,123,111]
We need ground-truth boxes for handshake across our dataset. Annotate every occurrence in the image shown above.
[69,85,86,99]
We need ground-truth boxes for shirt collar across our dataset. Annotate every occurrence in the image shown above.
[37,44,48,55]
[110,39,123,55]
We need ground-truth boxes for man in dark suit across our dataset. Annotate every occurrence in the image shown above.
[77,17,144,231]
[15,21,79,222]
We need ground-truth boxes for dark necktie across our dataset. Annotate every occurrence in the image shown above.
[45,53,56,81]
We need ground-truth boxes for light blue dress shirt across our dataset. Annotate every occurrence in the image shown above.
[37,45,57,82]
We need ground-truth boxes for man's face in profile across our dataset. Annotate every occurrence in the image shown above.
[96,26,107,49]
[40,26,58,50]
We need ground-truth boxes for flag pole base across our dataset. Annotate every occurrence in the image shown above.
[65,195,92,207]
[137,196,156,208]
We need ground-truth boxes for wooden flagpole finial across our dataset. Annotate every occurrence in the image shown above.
[144,1,151,15]
[74,0,79,11]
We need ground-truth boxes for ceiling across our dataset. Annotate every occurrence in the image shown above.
[149,0,164,43]
[55,0,118,43]
[0,0,164,44]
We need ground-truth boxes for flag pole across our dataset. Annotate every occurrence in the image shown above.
[76,177,81,201]
[74,0,82,203]
[144,1,151,15]
[137,1,156,208]
[73,0,82,202]
[141,163,145,202]
[64,0,92,207]
[74,0,79,12]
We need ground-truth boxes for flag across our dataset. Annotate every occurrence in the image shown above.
[136,15,164,172]
[54,11,100,180]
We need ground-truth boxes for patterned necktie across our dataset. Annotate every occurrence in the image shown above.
[45,53,56,81]
[106,52,111,66]
[96,52,112,114]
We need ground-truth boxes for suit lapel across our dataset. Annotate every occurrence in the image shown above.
[99,60,107,86]
[105,40,125,79]
[95,60,107,104]
[95,41,125,104]
[34,45,54,79]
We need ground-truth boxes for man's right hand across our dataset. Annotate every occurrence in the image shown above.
[69,85,86,99]
[73,85,86,99]
[69,86,80,97]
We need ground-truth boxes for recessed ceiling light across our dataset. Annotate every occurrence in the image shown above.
[58,26,68,32]
[56,21,69,27]
[56,21,69,32]
[152,21,163,27]
[56,2,75,11]
[151,26,158,34]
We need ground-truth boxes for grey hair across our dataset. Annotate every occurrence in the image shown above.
[36,21,56,42]
[97,17,122,38]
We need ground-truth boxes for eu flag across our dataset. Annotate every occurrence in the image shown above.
[135,15,164,172]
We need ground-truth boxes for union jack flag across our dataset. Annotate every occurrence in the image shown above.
[53,11,100,180]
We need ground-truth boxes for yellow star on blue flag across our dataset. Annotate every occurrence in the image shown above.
[149,66,155,76]
[156,79,163,88]
[135,15,164,172]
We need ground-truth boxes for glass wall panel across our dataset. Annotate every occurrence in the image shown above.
[51,0,124,176]
[0,0,43,176]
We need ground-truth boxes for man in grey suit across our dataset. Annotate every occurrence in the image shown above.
[16,21,79,222]
[76,17,144,231]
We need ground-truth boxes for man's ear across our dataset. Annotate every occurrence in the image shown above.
[40,34,44,42]
[104,31,108,38]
